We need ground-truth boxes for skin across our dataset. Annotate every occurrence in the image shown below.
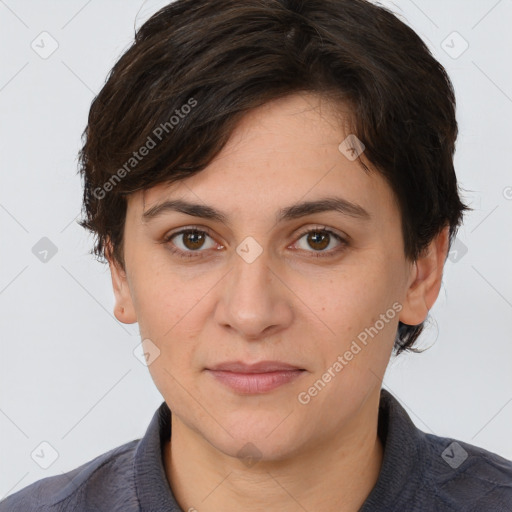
[107,92,449,512]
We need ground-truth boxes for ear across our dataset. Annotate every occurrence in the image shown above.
[399,225,450,326]
[105,240,137,324]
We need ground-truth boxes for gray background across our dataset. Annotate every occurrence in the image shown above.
[1,0,511,498]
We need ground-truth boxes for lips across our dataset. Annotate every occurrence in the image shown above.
[208,360,304,373]
[205,360,306,394]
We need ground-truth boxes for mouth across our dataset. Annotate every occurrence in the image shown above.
[204,360,306,394]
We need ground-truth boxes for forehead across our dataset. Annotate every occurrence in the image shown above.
[127,93,400,230]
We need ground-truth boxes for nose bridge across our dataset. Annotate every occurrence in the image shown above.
[217,241,292,338]
[232,245,272,297]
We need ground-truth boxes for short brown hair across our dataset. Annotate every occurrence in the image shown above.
[78,0,471,354]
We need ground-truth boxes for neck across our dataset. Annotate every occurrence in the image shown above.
[163,391,383,512]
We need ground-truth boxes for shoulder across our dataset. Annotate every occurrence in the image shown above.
[423,433,512,511]
[0,440,140,512]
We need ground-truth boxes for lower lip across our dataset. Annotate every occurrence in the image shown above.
[206,369,305,394]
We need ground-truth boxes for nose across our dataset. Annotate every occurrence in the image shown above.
[214,245,294,340]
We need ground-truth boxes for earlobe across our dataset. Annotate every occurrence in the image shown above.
[399,225,450,327]
[105,240,138,325]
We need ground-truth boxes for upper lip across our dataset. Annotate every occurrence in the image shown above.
[207,361,304,373]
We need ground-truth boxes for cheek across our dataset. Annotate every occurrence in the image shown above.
[310,266,391,333]
[130,266,216,375]
[129,259,204,339]
[309,260,401,369]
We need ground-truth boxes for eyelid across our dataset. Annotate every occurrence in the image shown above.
[292,224,347,242]
[161,225,217,243]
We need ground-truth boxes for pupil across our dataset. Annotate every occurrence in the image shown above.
[185,231,204,250]
[309,232,329,250]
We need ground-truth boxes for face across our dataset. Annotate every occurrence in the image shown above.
[109,92,446,461]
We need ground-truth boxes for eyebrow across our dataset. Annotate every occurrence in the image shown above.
[141,196,371,225]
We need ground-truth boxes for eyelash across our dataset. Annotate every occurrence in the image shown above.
[161,225,348,260]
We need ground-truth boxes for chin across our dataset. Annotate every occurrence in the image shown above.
[203,413,307,463]
[214,435,299,466]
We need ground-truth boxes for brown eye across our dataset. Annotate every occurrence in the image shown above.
[293,228,347,257]
[166,229,217,256]
[306,231,330,251]
[180,230,207,250]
